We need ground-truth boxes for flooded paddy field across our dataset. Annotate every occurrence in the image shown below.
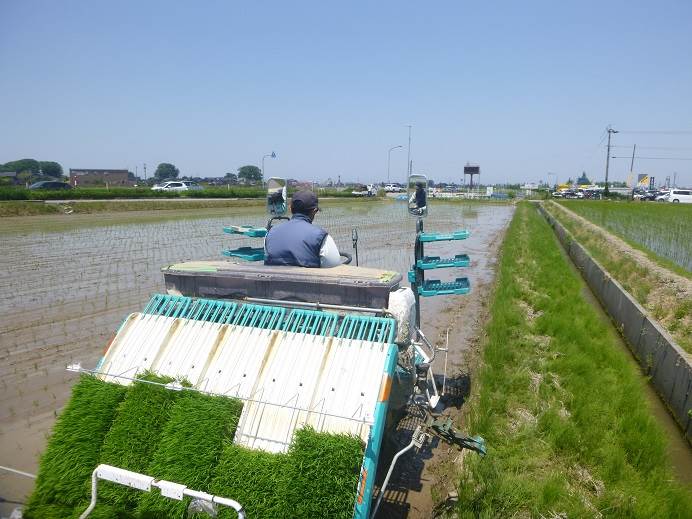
[0,200,514,513]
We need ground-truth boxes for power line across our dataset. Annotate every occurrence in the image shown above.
[618,130,692,134]
[611,156,692,160]
[610,145,692,150]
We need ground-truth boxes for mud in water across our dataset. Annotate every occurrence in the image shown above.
[0,201,514,515]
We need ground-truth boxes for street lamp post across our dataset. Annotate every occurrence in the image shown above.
[387,145,403,183]
[406,125,412,177]
[261,151,277,182]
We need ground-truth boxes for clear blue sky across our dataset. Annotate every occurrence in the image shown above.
[2,0,691,186]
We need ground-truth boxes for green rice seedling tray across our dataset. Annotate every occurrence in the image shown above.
[223,225,267,237]
[418,230,470,242]
[137,392,243,518]
[211,445,288,519]
[418,277,471,296]
[282,428,364,519]
[222,246,265,261]
[210,427,364,519]
[96,374,179,510]
[21,503,74,519]
[24,376,127,511]
[416,254,470,270]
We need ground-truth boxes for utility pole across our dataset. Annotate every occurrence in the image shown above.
[143,163,147,183]
[627,144,636,188]
[604,126,618,195]
[629,144,636,173]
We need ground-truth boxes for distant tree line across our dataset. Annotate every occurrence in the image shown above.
[1,158,268,186]
[152,163,263,185]
[0,158,64,184]
[154,163,180,181]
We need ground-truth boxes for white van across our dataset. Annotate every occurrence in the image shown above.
[667,189,692,203]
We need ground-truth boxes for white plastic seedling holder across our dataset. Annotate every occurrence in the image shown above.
[78,464,245,519]
[414,327,442,409]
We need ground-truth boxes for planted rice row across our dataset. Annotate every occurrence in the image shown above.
[559,199,692,273]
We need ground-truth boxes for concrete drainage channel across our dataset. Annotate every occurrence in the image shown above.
[536,203,691,443]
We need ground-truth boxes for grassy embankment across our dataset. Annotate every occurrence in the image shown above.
[0,192,385,217]
[0,186,266,200]
[559,200,692,276]
[0,198,266,217]
[545,201,691,353]
[456,203,691,518]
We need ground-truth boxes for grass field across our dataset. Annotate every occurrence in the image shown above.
[456,203,692,518]
[559,200,692,274]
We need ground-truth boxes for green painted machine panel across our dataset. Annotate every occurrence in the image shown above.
[416,254,470,270]
[418,230,469,242]
[223,247,266,261]
[223,225,268,238]
[418,277,471,296]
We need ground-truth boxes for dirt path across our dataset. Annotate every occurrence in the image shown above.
[375,210,512,518]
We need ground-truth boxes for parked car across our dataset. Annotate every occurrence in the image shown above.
[351,184,377,197]
[582,189,602,200]
[28,181,73,190]
[632,188,649,200]
[384,183,403,193]
[151,181,203,192]
[667,189,692,203]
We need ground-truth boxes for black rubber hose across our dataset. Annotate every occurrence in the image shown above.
[339,251,352,264]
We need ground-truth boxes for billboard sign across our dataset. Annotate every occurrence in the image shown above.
[464,165,480,175]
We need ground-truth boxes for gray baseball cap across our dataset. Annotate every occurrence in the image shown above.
[291,190,319,214]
